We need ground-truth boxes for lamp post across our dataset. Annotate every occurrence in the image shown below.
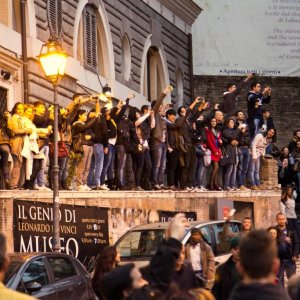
[38,39,67,252]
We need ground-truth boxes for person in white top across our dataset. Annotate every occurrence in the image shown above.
[281,184,300,240]
[249,128,275,190]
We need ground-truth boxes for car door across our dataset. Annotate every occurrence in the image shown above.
[46,256,85,300]
[16,257,57,300]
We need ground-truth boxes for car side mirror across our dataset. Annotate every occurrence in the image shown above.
[25,282,42,294]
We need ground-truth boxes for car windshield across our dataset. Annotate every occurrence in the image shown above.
[4,261,23,286]
[116,229,166,258]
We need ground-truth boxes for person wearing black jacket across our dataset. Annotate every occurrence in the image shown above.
[222,118,240,191]
[177,98,207,190]
[236,124,251,190]
[275,212,299,286]
[165,109,185,190]
[212,237,241,300]
[220,74,252,118]
[72,109,99,191]
[229,230,290,300]
[87,110,108,190]
[246,82,272,138]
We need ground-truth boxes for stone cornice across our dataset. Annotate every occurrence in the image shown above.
[160,0,202,26]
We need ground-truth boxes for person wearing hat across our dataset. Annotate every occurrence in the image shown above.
[212,237,241,300]
[185,227,215,289]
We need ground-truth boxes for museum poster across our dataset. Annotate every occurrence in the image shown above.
[13,199,109,270]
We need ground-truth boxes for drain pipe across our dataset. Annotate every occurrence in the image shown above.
[188,33,194,102]
[20,0,29,104]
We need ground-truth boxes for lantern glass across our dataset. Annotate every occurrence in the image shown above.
[38,40,67,83]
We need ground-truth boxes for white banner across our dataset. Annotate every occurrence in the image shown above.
[192,0,300,77]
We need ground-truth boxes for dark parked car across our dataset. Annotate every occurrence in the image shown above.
[4,252,96,300]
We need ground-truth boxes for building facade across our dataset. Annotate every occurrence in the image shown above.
[0,0,201,110]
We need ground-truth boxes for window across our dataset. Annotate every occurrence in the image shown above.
[47,0,62,39]
[143,47,165,101]
[0,87,8,115]
[199,226,212,245]
[17,258,49,292]
[121,34,131,81]
[212,223,231,255]
[47,257,77,281]
[117,230,165,257]
[83,5,97,72]
[176,69,183,107]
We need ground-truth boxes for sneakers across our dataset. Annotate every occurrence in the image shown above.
[251,185,259,190]
[239,185,249,191]
[99,184,109,191]
[154,184,162,191]
[83,184,91,191]
[34,184,51,191]
[76,185,86,191]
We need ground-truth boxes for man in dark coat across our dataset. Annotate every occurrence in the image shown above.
[212,237,241,300]
[220,73,253,118]
[229,230,290,300]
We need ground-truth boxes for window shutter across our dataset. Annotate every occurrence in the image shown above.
[83,6,97,72]
[47,0,63,39]
[0,87,7,115]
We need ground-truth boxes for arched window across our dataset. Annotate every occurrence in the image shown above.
[176,69,184,107]
[121,34,131,81]
[143,46,165,101]
[76,4,110,77]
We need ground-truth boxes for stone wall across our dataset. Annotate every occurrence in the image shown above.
[0,190,281,253]
[193,75,300,147]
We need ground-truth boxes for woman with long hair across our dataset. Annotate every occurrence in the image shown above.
[249,128,275,190]
[222,118,239,190]
[7,102,32,189]
[205,118,222,190]
[92,246,121,299]
[281,184,299,239]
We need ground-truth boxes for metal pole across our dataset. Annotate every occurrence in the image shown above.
[20,0,29,103]
[52,83,60,252]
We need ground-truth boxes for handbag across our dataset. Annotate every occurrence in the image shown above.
[219,147,231,167]
[203,148,212,167]
[49,141,69,158]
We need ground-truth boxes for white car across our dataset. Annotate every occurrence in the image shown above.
[115,220,241,268]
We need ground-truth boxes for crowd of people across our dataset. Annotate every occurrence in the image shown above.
[82,213,300,299]
[0,74,299,195]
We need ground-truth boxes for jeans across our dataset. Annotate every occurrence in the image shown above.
[36,145,49,186]
[0,144,10,181]
[194,155,206,187]
[125,153,135,187]
[116,145,126,186]
[151,142,167,185]
[237,147,250,187]
[248,155,260,186]
[60,144,70,181]
[253,118,261,138]
[278,260,296,286]
[223,164,234,189]
[101,144,115,185]
[88,143,104,187]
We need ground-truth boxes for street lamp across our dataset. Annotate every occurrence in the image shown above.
[38,39,67,252]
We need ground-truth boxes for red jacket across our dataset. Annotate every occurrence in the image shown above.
[205,128,222,162]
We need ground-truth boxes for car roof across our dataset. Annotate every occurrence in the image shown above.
[7,252,75,262]
[125,220,240,231]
